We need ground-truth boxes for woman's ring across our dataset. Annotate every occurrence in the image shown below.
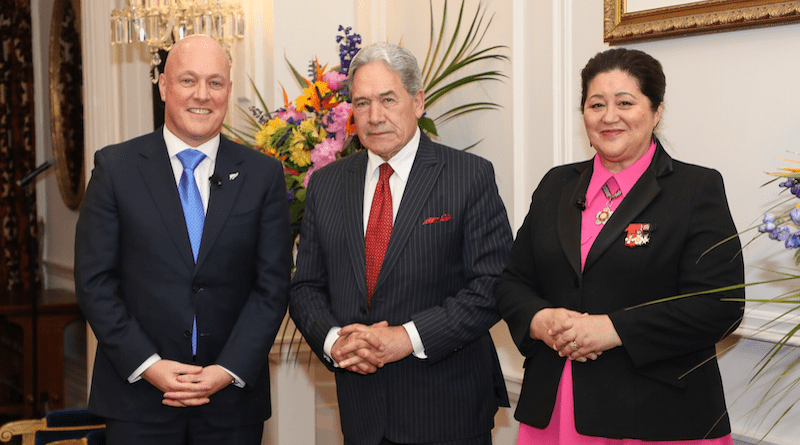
[572,342,579,350]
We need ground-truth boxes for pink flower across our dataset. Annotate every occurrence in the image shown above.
[325,102,352,141]
[303,165,318,189]
[304,138,344,188]
[277,106,305,123]
[322,71,347,91]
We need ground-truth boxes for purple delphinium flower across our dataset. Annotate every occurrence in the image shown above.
[337,25,362,76]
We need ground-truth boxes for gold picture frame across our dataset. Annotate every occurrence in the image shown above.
[49,0,85,210]
[604,0,800,44]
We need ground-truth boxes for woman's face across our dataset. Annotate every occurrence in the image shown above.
[583,69,663,173]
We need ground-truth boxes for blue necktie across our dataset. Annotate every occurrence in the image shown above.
[176,149,206,356]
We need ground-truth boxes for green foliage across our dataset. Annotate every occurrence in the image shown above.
[420,0,508,132]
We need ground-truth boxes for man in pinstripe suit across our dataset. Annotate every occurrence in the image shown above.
[289,42,512,445]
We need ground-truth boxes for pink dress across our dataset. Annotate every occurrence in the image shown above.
[517,142,733,445]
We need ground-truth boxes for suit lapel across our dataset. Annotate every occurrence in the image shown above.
[196,136,245,270]
[138,131,196,270]
[584,142,672,271]
[373,135,442,296]
[558,162,592,279]
[344,151,369,298]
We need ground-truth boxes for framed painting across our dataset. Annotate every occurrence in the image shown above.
[50,0,85,209]
[604,0,800,44]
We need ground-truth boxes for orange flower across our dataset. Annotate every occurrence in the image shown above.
[345,109,356,135]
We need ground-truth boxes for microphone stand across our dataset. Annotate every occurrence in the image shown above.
[17,158,54,418]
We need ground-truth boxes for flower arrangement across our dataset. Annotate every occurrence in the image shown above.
[758,170,800,253]
[698,161,800,438]
[226,26,361,236]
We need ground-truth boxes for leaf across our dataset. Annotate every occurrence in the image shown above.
[222,123,256,147]
[417,116,438,137]
[249,75,270,114]
[420,0,508,127]
[435,102,501,125]
[285,53,311,88]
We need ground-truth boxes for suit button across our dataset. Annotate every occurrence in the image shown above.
[192,285,202,293]
[184,331,191,338]
[359,305,368,315]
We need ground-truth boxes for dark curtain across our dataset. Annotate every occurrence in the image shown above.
[0,0,37,304]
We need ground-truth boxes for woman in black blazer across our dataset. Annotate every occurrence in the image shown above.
[495,48,744,444]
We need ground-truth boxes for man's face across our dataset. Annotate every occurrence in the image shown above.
[350,62,424,161]
[158,36,232,147]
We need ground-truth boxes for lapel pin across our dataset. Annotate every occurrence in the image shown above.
[229,172,239,181]
[624,223,650,248]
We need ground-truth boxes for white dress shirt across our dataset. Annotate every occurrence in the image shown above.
[323,128,428,364]
[128,127,244,388]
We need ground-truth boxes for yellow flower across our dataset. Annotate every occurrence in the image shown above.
[289,127,306,146]
[255,127,270,147]
[295,81,331,113]
[290,143,311,167]
[255,118,287,146]
[298,119,318,137]
[268,117,287,131]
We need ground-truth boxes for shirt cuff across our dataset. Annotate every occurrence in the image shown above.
[128,354,161,383]
[217,365,245,388]
[403,321,427,359]
[323,326,342,368]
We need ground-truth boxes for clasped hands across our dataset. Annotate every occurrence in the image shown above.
[142,360,233,407]
[530,308,622,362]
[330,321,414,375]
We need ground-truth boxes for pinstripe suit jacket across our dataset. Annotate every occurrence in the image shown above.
[289,133,512,444]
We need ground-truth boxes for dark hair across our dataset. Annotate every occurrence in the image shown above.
[580,48,665,112]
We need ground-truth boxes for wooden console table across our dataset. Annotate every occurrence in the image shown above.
[0,289,83,419]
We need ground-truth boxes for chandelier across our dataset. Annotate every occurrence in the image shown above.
[111,0,245,82]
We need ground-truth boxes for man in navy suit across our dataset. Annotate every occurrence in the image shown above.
[75,35,290,444]
[289,42,512,445]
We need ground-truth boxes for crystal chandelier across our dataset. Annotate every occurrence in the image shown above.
[110,0,245,82]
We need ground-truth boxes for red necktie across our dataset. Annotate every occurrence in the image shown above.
[365,163,394,302]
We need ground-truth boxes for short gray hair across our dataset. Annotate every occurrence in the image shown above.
[348,42,423,96]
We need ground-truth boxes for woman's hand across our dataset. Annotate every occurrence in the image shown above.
[551,314,622,362]
[530,308,584,347]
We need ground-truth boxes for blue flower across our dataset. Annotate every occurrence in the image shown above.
[790,208,800,225]
[775,226,791,241]
[786,231,800,249]
[759,222,776,233]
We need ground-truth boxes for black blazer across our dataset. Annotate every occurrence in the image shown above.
[495,141,744,440]
[289,133,512,444]
[75,128,291,427]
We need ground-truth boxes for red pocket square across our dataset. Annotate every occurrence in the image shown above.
[423,214,452,225]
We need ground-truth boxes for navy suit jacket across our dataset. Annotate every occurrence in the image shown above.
[75,128,291,427]
[495,141,744,440]
[289,133,512,444]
